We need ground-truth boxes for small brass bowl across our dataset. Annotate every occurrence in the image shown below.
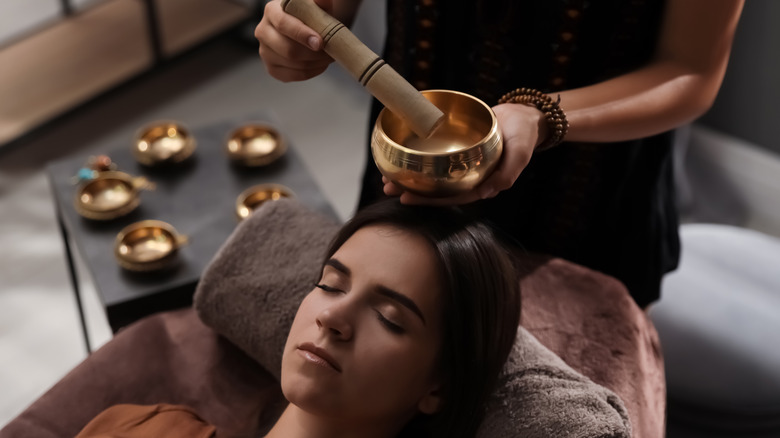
[226,124,286,167]
[74,171,155,220]
[371,89,503,197]
[133,121,196,166]
[114,220,189,272]
[235,184,295,220]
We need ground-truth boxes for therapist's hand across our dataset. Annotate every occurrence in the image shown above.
[255,0,335,82]
[384,103,547,206]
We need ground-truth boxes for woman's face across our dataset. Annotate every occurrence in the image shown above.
[281,224,444,427]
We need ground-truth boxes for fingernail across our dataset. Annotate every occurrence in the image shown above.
[308,36,320,50]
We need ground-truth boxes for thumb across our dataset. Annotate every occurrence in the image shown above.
[279,0,333,51]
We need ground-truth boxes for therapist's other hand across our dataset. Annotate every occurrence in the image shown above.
[255,0,334,82]
[383,103,546,206]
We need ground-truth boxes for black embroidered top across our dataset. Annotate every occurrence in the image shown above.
[358,0,678,308]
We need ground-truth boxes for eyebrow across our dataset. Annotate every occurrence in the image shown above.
[376,285,427,325]
[324,257,427,325]
[325,258,351,275]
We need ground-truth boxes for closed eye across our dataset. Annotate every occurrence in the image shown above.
[375,310,405,334]
[315,283,404,334]
[315,283,342,293]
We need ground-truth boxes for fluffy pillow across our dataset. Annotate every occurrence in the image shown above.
[193,199,631,437]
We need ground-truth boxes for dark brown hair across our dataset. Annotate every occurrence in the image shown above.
[324,199,521,438]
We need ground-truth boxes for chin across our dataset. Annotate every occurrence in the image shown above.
[281,370,343,416]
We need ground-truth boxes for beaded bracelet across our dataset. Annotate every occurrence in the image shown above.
[498,88,569,151]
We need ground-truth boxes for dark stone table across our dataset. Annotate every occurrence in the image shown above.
[47,116,336,350]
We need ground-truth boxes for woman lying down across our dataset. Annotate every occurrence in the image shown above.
[75,200,522,438]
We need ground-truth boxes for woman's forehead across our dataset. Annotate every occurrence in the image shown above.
[335,225,432,263]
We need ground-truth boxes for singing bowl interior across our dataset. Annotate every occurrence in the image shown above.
[226,124,286,167]
[372,90,502,197]
[236,184,294,220]
[382,91,495,153]
[114,221,182,270]
[133,121,195,165]
[76,172,137,213]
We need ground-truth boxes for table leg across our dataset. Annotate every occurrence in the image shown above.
[142,0,164,63]
[56,211,91,354]
[60,0,73,16]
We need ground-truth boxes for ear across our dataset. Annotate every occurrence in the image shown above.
[417,386,443,415]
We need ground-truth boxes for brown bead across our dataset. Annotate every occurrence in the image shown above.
[498,87,568,150]
[91,155,113,171]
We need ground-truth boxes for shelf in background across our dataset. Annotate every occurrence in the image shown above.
[0,0,252,147]
[0,0,152,146]
[157,0,251,57]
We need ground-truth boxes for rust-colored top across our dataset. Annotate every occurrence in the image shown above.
[76,404,216,438]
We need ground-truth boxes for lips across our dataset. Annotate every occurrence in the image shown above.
[297,343,342,372]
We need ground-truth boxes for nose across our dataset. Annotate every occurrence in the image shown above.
[316,303,353,341]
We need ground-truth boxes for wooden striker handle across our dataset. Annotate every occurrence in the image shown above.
[282,0,444,138]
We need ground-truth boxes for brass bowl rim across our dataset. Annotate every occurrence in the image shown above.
[77,169,136,192]
[114,220,184,271]
[225,123,287,167]
[132,120,196,165]
[375,89,499,157]
[235,183,296,219]
[74,171,141,219]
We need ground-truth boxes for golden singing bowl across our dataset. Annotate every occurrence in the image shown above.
[74,171,155,220]
[114,220,189,272]
[235,184,295,220]
[371,89,503,197]
[226,124,286,167]
[133,121,196,166]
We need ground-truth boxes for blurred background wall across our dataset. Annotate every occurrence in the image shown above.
[698,1,780,155]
